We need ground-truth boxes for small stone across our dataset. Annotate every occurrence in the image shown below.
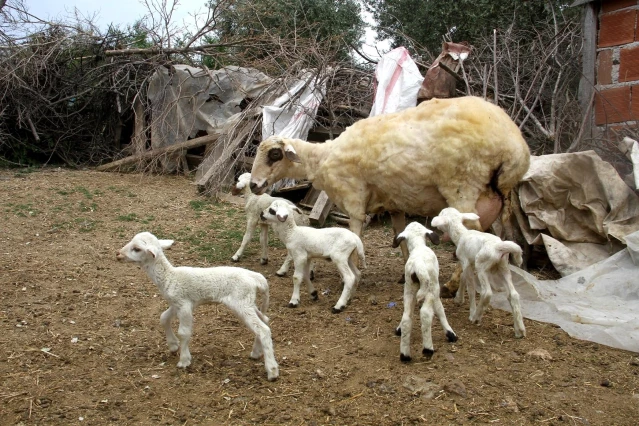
[322,405,336,416]
[444,353,455,362]
[315,369,325,378]
[443,379,466,398]
[600,379,612,387]
[402,375,439,399]
[368,295,378,305]
[527,348,553,361]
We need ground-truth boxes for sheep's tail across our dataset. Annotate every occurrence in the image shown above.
[355,236,366,269]
[255,274,270,324]
[495,241,523,267]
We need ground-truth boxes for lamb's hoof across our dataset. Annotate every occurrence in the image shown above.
[422,348,434,359]
[310,290,318,301]
[395,326,402,336]
[400,353,412,363]
[446,330,458,343]
[168,344,179,353]
[275,271,286,277]
[231,256,239,262]
[288,302,299,308]
[267,372,279,382]
[331,306,345,314]
[439,285,456,299]
[310,270,315,281]
[397,274,405,284]
[514,329,526,339]
[176,360,191,368]
[260,258,268,265]
[249,351,263,360]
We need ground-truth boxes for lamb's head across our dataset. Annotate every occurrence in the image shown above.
[431,207,480,233]
[231,172,252,196]
[260,199,302,224]
[392,221,440,248]
[250,136,301,195]
[117,232,174,263]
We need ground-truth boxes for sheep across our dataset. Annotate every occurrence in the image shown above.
[430,207,526,338]
[259,199,366,313]
[231,172,313,278]
[248,96,530,296]
[116,232,279,381]
[392,222,458,361]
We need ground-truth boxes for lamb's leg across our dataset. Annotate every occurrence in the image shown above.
[398,277,416,362]
[418,291,435,359]
[472,268,493,325]
[289,256,307,307]
[232,217,258,262]
[433,290,458,343]
[500,271,526,338]
[159,306,179,352]
[303,260,317,301]
[176,306,194,368]
[466,268,479,323]
[332,259,356,313]
[259,223,269,265]
[231,305,279,381]
[276,252,293,277]
[455,267,470,306]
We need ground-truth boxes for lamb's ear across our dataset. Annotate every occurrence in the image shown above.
[461,212,480,222]
[158,239,174,250]
[284,144,301,163]
[392,235,406,248]
[293,207,303,215]
[146,245,159,258]
[425,231,440,245]
[430,216,446,228]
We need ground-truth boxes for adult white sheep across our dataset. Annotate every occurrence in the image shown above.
[117,232,279,381]
[249,96,530,296]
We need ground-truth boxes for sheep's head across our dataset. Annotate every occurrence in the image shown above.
[231,172,252,196]
[392,221,440,248]
[250,136,301,195]
[260,200,301,224]
[117,232,174,263]
[431,207,480,232]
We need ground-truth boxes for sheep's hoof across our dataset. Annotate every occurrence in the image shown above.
[400,353,412,363]
[422,348,434,359]
[275,271,286,277]
[260,258,268,265]
[310,290,318,301]
[231,256,240,262]
[310,270,315,281]
[288,302,299,308]
[395,326,402,337]
[439,285,457,298]
[446,331,458,343]
[331,306,345,314]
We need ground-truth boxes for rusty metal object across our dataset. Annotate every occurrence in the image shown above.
[417,41,472,103]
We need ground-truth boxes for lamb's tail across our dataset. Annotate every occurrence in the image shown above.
[411,269,438,304]
[255,274,270,324]
[355,236,366,269]
[495,241,523,267]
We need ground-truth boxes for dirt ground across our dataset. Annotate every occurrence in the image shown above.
[1,168,638,425]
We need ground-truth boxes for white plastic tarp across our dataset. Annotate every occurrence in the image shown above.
[490,234,639,353]
[369,46,423,117]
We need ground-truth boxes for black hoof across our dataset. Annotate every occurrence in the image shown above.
[260,258,268,265]
[439,286,456,299]
[288,302,298,308]
[422,348,434,359]
[446,330,458,343]
[231,257,239,262]
[331,306,344,314]
[397,274,405,284]
[400,353,412,363]
[310,290,318,301]
[395,326,402,336]
[310,270,315,281]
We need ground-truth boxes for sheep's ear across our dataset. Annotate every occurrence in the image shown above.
[284,144,301,163]
[426,231,440,245]
[431,216,446,228]
[461,213,480,222]
[293,206,303,215]
[158,239,174,250]
[392,235,406,248]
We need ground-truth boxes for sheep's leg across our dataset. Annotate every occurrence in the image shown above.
[398,277,416,362]
[259,223,269,264]
[418,291,435,359]
[472,268,493,325]
[276,252,293,277]
[232,217,259,262]
[347,215,365,267]
[304,260,317,301]
[332,259,356,313]
[176,306,194,368]
[160,306,179,352]
[230,305,279,381]
[499,271,526,338]
[390,212,409,260]
[289,256,307,308]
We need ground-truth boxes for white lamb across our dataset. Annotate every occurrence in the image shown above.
[431,208,526,338]
[116,232,279,381]
[259,199,366,313]
[392,222,458,362]
[231,172,313,278]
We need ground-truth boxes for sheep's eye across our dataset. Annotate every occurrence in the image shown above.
[268,208,276,215]
[267,148,283,162]
[132,247,141,253]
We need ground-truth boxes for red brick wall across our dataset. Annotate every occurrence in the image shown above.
[596,1,639,126]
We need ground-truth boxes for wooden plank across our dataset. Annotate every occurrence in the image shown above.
[299,187,322,208]
[309,190,333,227]
[577,2,597,141]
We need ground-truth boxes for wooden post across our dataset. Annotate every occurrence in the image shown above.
[309,191,334,227]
